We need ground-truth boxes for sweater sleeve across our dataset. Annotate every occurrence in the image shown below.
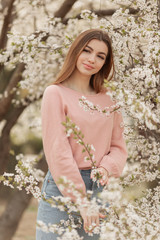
[41,86,86,200]
[99,109,128,177]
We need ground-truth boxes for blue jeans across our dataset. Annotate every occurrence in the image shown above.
[36,169,105,240]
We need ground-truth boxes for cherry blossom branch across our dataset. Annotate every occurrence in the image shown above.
[79,96,120,116]
[62,116,103,184]
[0,153,44,199]
[62,116,96,168]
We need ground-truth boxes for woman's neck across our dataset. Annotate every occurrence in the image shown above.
[62,71,95,95]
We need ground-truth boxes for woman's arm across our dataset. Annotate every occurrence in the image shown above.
[41,85,86,201]
[99,110,128,178]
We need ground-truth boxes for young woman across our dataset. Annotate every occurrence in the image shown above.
[36,29,128,239]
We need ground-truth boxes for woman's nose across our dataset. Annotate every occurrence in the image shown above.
[88,54,95,63]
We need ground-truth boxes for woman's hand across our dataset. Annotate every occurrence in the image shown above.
[79,206,106,233]
[98,167,109,186]
[91,167,109,186]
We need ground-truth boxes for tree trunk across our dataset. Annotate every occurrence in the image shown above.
[0,189,32,240]
[0,104,26,175]
[0,155,48,240]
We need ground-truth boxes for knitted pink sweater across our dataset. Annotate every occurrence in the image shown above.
[41,84,128,198]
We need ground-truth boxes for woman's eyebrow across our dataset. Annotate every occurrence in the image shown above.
[85,45,107,56]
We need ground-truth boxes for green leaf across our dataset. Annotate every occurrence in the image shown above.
[134,59,139,64]
[0,176,5,181]
[121,29,126,35]
[27,44,32,52]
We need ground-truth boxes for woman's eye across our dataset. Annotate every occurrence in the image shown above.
[98,55,105,60]
[83,49,90,53]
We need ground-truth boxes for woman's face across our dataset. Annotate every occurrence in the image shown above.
[76,39,108,76]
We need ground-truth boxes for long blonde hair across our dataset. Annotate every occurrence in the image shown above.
[53,29,115,93]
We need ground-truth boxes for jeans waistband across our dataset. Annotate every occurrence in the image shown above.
[47,169,92,180]
[79,169,92,176]
[79,169,91,172]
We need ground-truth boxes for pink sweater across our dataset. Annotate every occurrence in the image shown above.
[41,84,128,198]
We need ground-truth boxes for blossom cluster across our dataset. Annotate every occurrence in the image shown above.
[99,181,160,240]
[37,175,160,239]
[79,96,120,116]
[0,153,44,200]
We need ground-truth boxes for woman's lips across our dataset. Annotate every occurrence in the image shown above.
[83,63,94,70]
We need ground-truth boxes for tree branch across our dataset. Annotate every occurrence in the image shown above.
[63,7,139,24]
[0,63,25,121]
[0,0,16,50]
[54,0,78,19]
[94,8,139,16]
[158,0,160,27]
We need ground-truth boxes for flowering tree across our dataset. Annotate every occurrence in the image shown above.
[0,0,160,239]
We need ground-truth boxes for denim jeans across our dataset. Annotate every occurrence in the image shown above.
[36,169,105,240]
